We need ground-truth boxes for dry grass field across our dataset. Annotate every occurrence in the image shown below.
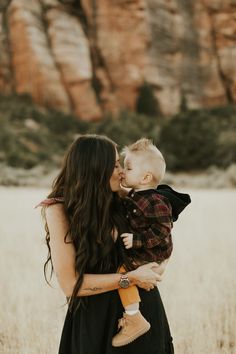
[0,187,235,354]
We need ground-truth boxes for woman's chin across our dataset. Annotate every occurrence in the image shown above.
[111,181,124,192]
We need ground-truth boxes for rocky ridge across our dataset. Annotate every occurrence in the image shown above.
[0,0,236,119]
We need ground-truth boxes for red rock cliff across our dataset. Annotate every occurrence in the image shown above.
[0,0,236,119]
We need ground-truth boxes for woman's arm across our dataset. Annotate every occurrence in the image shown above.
[45,204,161,297]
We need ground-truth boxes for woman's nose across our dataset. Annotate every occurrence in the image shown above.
[119,168,124,176]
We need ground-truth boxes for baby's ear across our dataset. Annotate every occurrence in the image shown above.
[141,172,153,184]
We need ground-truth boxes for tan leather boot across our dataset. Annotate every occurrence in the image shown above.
[112,311,151,347]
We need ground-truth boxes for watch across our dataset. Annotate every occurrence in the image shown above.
[118,273,130,289]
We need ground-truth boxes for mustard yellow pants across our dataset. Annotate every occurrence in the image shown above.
[118,266,141,307]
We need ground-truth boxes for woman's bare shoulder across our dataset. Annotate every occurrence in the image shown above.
[45,203,68,229]
[45,204,70,240]
[45,202,65,217]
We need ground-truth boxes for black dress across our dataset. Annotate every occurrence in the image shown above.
[58,240,174,354]
[59,288,174,354]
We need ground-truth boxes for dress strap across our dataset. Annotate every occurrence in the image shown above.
[35,197,64,208]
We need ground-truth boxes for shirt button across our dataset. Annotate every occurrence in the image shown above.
[133,209,137,213]
[131,193,134,197]
[126,214,129,218]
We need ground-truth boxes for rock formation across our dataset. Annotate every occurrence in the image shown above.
[0,0,236,119]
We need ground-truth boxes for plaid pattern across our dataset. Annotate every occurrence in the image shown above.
[123,189,173,263]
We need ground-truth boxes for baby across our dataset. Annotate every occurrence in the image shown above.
[112,138,173,347]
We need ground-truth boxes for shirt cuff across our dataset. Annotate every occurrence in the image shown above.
[132,234,143,249]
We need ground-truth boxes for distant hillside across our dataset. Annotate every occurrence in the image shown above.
[0,0,236,120]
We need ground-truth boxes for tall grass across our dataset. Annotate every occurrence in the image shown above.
[0,187,235,353]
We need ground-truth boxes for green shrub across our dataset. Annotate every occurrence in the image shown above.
[0,94,90,169]
[159,106,236,171]
[90,110,161,148]
[136,83,160,117]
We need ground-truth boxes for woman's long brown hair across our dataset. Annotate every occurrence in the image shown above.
[43,134,129,310]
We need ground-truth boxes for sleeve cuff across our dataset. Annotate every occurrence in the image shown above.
[132,233,143,248]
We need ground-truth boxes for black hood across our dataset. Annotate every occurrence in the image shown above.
[157,184,191,222]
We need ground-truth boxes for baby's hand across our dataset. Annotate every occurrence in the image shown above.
[120,233,133,249]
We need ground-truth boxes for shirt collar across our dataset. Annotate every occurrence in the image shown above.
[127,188,157,202]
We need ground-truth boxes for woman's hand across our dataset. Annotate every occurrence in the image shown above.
[151,259,169,276]
[127,262,162,291]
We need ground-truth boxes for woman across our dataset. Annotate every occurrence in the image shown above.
[41,134,174,354]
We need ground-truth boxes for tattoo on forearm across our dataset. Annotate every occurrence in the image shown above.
[83,287,103,292]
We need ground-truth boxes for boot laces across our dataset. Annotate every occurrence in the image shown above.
[117,316,127,330]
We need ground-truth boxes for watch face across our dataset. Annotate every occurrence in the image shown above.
[119,277,130,289]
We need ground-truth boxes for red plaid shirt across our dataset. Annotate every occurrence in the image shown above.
[123,189,173,263]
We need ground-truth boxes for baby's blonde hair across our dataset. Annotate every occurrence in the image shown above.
[122,138,166,184]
